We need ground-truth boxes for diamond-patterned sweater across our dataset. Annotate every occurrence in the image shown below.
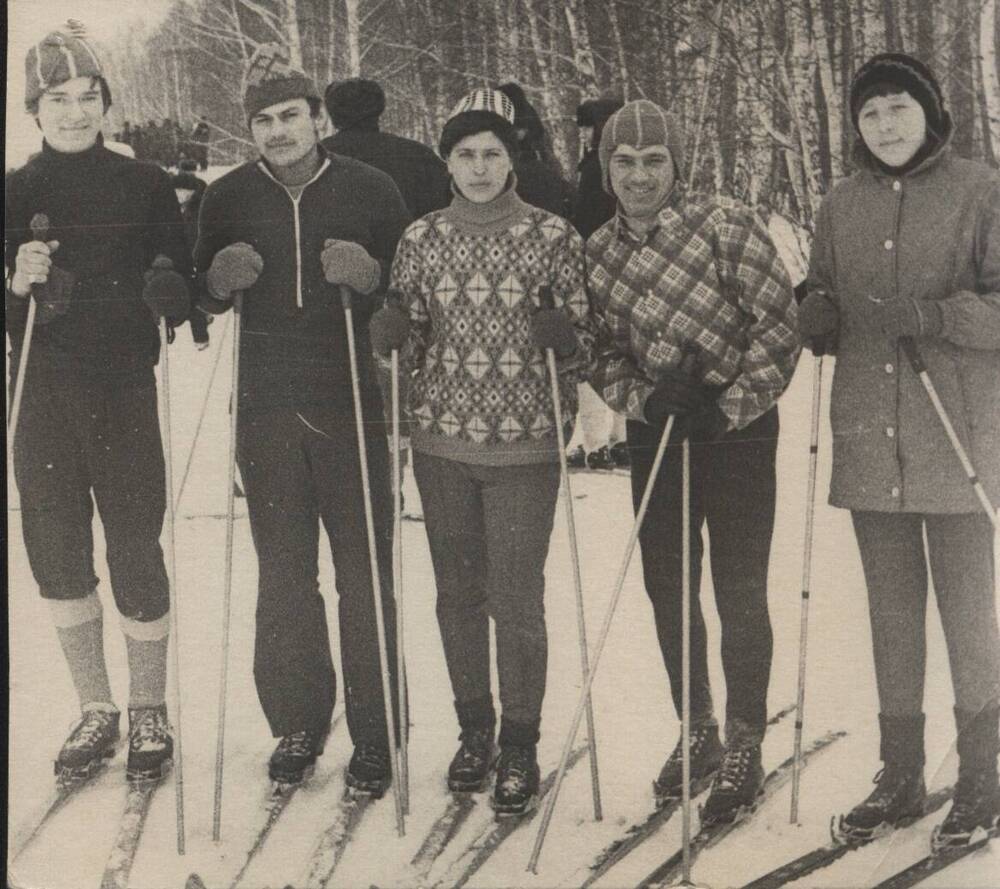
[389,186,593,465]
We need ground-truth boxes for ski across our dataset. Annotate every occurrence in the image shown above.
[738,785,954,889]
[404,792,479,884]
[99,779,163,889]
[430,744,590,889]
[635,729,847,889]
[868,830,998,889]
[573,702,797,889]
[303,789,377,888]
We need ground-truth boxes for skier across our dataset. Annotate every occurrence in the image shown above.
[193,44,410,795]
[370,87,593,816]
[5,25,191,786]
[322,77,450,221]
[567,96,629,472]
[587,99,799,825]
[800,52,1000,849]
[171,161,211,349]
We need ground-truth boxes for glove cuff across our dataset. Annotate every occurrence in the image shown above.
[914,299,944,338]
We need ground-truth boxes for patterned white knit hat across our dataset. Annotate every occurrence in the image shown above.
[447,88,515,125]
[25,20,105,109]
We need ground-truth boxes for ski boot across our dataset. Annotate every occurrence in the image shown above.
[833,713,926,845]
[931,705,1000,852]
[566,445,587,469]
[126,704,173,784]
[700,742,764,827]
[448,726,498,793]
[269,726,329,785]
[55,706,121,786]
[345,743,391,799]
[609,441,631,468]
[586,445,613,470]
[653,722,723,807]
[492,744,540,818]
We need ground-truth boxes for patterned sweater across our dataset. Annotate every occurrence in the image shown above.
[389,185,593,465]
[587,194,799,431]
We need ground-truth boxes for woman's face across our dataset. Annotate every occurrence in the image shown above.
[858,91,927,168]
[447,130,512,203]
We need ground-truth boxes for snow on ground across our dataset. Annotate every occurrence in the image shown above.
[7,189,999,889]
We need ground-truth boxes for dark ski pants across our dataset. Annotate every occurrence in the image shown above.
[413,451,561,734]
[11,350,169,621]
[237,405,399,746]
[627,408,778,744]
[851,510,1000,718]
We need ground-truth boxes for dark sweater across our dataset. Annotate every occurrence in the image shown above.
[322,124,450,221]
[193,147,412,412]
[5,139,192,377]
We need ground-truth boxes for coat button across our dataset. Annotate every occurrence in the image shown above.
[891,486,900,498]
[885,363,894,373]
[886,426,895,438]
[884,239,894,250]
[892,181,901,191]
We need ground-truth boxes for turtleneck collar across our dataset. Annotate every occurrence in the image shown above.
[852,113,953,180]
[40,132,106,164]
[443,173,530,236]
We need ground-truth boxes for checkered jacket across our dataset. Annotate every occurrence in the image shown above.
[586,195,799,430]
[390,202,593,465]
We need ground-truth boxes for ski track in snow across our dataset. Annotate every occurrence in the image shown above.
[7,173,999,888]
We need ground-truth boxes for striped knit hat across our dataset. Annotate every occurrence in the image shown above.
[849,52,947,139]
[598,99,686,194]
[25,21,106,110]
[439,88,517,158]
[447,88,515,125]
[242,42,320,122]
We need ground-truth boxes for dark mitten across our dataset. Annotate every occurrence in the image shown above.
[872,297,944,341]
[643,365,709,426]
[143,255,190,322]
[798,290,839,356]
[33,265,76,325]
[206,242,263,301]
[688,403,731,443]
[531,309,577,357]
[369,303,410,356]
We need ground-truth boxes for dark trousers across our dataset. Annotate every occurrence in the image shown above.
[628,408,779,742]
[238,405,398,745]
[413,452,561,732]
[852,510,999,717]
[12,350,169,620]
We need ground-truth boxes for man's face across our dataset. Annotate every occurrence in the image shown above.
[446,130,512,204]
[250,98,320,168]
[608,144,675,220]
[858,92,927,168]
[36,76,105,153]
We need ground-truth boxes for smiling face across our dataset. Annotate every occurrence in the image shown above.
[608,144,675,221]
[858,91,927,168]
[36,76,105,153]
[250,97,321,168]
[446,130,512,203]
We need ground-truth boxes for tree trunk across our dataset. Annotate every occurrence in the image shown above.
[564,0,599,99]
[524,0,570,164]
[343,0,361,76]
[947,0,975,157]
[605,2,631,98]
[980,0,1000,164]
[283,0,304,70]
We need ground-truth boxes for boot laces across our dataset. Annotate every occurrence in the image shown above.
[498,746,533,791]
[864,766,913,807]
[355,743,389,769]
[714,746,754,793]
[130,708,170,751]
[949,770,994,822]
[666,726,715,767]
[66,710,117,750]
[276,729,319,759]
[457,728,493,765]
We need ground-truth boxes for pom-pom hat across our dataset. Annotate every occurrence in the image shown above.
[25,20,107,110]
[243,42,320,122]
[598,99,686,194]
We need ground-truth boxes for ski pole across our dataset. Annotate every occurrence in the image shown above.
[529,412,678,874]
[175,311,232,513]
[391,345,411,814]
[899,337,998,530]
[680,431,693,886]
[7,213,49,447]
[341,285,405,837]
[527,286,603,874]
[157,314,186,853]
[790,354,824,824]
[213,291,244,842]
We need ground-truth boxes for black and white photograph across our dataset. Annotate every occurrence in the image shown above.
[5,0,999,887]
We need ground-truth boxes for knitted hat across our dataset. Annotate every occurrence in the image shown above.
[25,21,107,110]
[243,43,320,122]
[439,88,517,159]
[598,99,686,194]
[849,52,947,139]
[325,78,385,127]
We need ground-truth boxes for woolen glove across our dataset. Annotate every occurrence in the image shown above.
[872,297,944,341]
[11,239,76,325]
[206,242,263,301]
[687,403,731,443]
[531,309,578,357]
[142,255,189,322]
[369,303,411,356]
[642,365,711,426]
[321,239,380,295]
[798,290,839,356]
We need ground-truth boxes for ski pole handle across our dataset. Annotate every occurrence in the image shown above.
[340,285,353,311]
[899,337,926,374]
[537,284,556,312]
[30,213,50,244]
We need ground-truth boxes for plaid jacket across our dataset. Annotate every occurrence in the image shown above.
[586,194,799,430]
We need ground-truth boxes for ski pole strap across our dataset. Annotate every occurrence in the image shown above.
[340,285,353,310]
[899,337,926,374]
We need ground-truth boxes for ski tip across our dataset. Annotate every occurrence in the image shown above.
[184,874,207,889]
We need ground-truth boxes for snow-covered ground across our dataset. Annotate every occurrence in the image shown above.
[7,184,999,889]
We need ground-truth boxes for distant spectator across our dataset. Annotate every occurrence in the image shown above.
[572,96,623,239]
[190,117,210,170]
[172,161,211,348]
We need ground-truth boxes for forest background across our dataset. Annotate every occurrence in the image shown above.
[10,0,1000,240]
